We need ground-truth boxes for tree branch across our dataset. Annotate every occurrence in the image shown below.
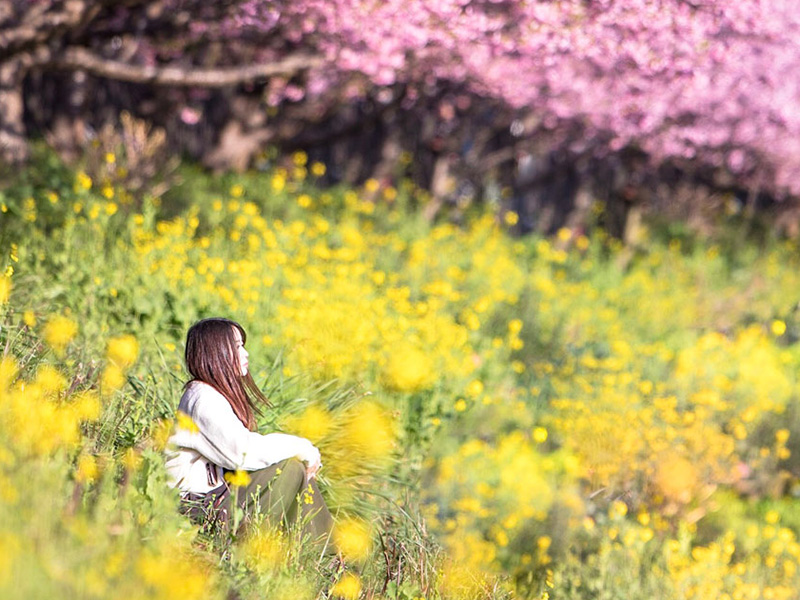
[45,46,324,87]
[0,0,119,60]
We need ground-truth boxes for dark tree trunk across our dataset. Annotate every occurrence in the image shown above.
[0,59,29,164]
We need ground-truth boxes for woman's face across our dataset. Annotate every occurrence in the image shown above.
[232,327,249,376]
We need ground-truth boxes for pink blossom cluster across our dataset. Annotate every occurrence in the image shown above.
[161,0,800,193]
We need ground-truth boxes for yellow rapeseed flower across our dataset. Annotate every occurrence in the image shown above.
[33,365,68,396]
[43,314,78,355]
[100,364,126,393]
[225,470,251,488]
[282,404,332,442]
[465,379,484,398]
[71,391,101,421]
[75,453,99,483]
[240,528,285,572]
[655,456,697,503]
[771,320,787,336]
[0,276,11,305]
[107,334,140,369]
[508,319,523,334]
[609,500,628,519]
[137,545,212,600]
[533,427,548,444]
[271,172,286,192]
[330,573,362,600]
[123,447,142,472]
[382,344,434,392]
[176,411,200,433]
[335,518,372,563]
[338,401,394,463]
[75,170,92,191]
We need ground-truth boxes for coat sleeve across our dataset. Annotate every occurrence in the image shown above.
[187,383,320,471]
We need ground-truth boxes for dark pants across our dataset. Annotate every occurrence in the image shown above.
[181,458,334,549]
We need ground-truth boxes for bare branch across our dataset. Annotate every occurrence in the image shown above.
[44,46,324,87]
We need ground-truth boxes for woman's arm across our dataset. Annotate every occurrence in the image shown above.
[181,382,320,471]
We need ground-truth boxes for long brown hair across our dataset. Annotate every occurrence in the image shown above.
[184,317,269,430]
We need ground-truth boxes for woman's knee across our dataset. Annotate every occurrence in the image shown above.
[278,457,306,487]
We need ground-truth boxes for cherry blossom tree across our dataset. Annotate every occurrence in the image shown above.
[2,0,800,203]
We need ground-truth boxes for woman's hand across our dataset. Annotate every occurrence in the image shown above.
[306,457,322,480]
[302,442,322,480]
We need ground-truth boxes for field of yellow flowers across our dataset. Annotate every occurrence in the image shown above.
[2,148,800,599]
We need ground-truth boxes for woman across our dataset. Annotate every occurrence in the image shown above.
[165,317,334,547]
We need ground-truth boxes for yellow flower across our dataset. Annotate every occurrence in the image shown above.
[137,544,213,600]
[454,398,467,412]
[537,535,552,551]
[557,227,572,242]
[107,334,139,369]
[100,364,126,393]
[0,276,10,305]
[34,365,68,395]
[75,170,93,190]
[609,500,628,519]
[337,401,394,464]
[72,391,101,421]
[508,319,523,335]
[532,427,548,444]
[230,184,244,198]
[382,344,434,392]
[311,161,326,176]
[271,172,286,192]
[331,573,362,600]
[241,528,285,572]
[383,187,397,202]
[43,315,78,355]
[176,411,200,433]
[465,379,484,398]
[335,518,372,563]
[655,456,697,503]
[76,454,99,483]
[225,470,251,488]
[282,404,332,442]
[22,310,35,326]
[771,319,787,336]
[504,211,519,226]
